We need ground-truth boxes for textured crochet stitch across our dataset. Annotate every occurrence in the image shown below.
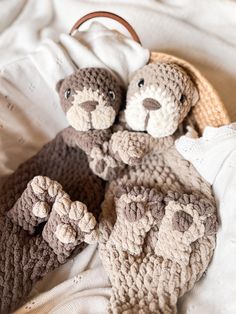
[95,62,218,313]
[0,67,123,313]
[0,62,218,314]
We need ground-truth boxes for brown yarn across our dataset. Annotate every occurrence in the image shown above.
[0,66,124,313]
[0,132,105,314]
[58,67,123,115]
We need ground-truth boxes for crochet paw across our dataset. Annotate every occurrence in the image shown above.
[7,176,62,234]
[31,176,64,218]
[42,193,98,262]
[155,191,218,264]
[114,185,165,223]
[110,131,148,165]
[89,143,121,181]
[107,185,165,255]
[164,192,218,236]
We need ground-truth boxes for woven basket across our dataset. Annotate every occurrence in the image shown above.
[70,11,230,134]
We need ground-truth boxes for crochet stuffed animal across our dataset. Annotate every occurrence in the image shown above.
[96,62,218,313]
[0,67,123,313]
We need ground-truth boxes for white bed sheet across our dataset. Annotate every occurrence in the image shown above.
[0,1,236,313]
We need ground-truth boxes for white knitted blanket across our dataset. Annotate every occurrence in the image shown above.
[176,124,236,314]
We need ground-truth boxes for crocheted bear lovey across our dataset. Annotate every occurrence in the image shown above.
[98,62,218,313]
[0,67,123,313]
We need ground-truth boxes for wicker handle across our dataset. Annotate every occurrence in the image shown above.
[69,11,141,44]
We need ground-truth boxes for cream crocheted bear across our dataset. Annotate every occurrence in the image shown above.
[97,62,218,313]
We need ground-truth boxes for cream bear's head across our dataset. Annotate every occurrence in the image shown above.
[125,62,199,138]
[57,68,123,131]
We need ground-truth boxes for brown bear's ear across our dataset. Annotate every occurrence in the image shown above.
[56,79,64,93]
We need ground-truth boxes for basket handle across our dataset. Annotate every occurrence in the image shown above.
[69,11,141,44]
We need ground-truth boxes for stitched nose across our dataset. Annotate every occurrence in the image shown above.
[143,98,161,111]
[80,101,98,112]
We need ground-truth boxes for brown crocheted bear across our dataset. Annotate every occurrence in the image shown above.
[0,67,123,313]
[96,62,218,313]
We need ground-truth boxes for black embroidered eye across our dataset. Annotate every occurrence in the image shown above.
[138,78,144,88]
[64,88,71,99]
[108,90,116,100]
[180,94,186,103]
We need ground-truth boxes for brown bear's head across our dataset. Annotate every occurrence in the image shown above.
[57,68,123,131]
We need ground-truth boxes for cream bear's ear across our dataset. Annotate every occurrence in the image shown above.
[192,86,199,106]
[56,79,64,93]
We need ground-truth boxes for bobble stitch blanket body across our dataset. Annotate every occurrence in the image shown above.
[0,67,123,313]
[92,62,218,313]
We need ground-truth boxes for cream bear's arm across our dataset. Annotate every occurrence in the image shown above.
[109,130,174,165]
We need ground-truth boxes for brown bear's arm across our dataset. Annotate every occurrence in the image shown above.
[61,127,124,181]
[62,127,112,156]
